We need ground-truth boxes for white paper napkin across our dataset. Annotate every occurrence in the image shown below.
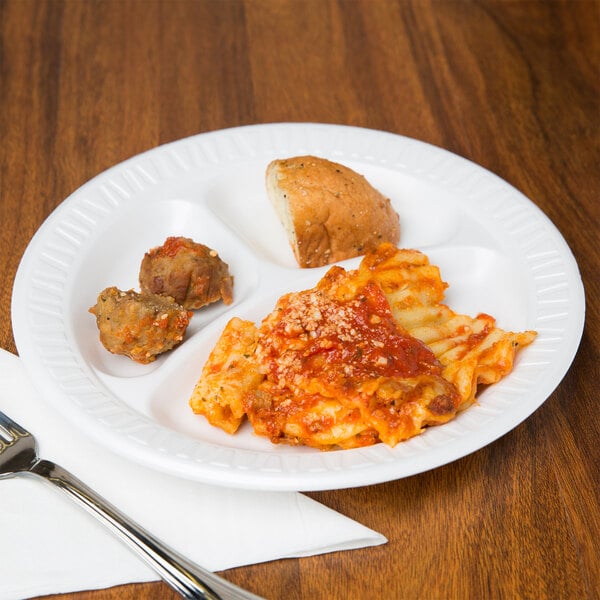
[0,348,386,600]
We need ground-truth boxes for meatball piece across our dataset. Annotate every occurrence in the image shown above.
[139,237,233,310]
[89,287,192,364]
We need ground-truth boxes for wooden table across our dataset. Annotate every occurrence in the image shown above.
[1,1,598,599]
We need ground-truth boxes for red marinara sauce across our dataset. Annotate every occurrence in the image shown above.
[258,279,442,389]
[151,236,190,258]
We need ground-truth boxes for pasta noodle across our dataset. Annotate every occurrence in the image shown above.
[189,244,536,449]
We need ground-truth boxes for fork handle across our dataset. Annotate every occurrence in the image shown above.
[27,459,263,600]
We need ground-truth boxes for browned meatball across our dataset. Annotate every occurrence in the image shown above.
[89,287,192,364]
[139,237,233,310]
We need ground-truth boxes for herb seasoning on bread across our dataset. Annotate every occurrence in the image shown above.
[266,155,400,267]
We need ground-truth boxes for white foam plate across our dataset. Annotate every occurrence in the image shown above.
[11,123,585,491]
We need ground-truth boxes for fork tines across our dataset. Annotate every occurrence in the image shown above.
[0,410,29,443]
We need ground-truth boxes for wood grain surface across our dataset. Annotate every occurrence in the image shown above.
[1,1,598,599]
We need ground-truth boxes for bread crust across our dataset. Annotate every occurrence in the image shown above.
[266,156,400,268]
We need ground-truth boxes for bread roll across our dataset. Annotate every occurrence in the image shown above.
[266,155,400,268]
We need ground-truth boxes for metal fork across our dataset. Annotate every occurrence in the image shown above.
[0,409,264,600]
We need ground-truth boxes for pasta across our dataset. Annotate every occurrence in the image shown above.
[189,244,536,449]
